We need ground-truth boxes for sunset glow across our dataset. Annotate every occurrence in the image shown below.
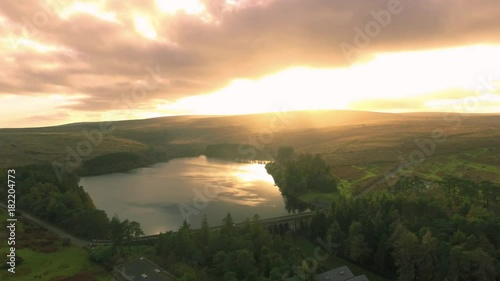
[59,2,118,22]
[1,0,500,127]
[156,0,206,15]
[134,15,158,40]
[156,45,500,115]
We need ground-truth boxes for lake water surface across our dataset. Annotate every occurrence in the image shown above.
[80,156,288,234]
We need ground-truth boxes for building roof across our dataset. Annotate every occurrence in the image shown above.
[347,275,370,281]
[114,257,177,281]
[316,265,355,281]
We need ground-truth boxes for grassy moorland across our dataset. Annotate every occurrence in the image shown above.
[1,110,499,280]
[1,110,499,191]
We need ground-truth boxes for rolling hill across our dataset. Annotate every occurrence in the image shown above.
[1,110,499,192]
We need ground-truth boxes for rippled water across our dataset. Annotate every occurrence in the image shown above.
[80,156,287,234]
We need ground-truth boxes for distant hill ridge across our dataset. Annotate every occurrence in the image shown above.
[2,110,431,131]
[1,110,499,188]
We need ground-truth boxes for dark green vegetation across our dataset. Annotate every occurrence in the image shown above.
[0,164,143,240]
[390,176,499,212]
[309,178,500,281]
[137,151,500,280]
[1,111,499,187]
[77,145,203,176]
[152,214,317,281]
[1,110,499,280]
[0,164,106,240]
[89,215,145,270]
[0,208,113,281]
[13,168,497,281]
[266,146,338,211]
[91,212,388,281]
[78,152,141,176]
[205,143,272,161]
[0,165,145,279]
[266,147,338,196]
[263,151,500,280]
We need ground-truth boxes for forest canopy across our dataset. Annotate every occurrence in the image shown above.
[266,147,338,197]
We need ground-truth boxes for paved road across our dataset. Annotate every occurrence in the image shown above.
[0,202,90,248]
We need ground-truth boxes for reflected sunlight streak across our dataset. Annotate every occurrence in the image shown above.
[232,164,276,184]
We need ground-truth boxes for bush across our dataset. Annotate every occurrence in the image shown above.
[90,245,114,265]
[62,238,71,246]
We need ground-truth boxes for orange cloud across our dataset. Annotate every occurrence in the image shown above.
[1,0,500,127]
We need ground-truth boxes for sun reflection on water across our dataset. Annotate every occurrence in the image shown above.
[232,163,275,184]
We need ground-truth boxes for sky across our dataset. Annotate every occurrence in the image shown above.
[1,0,500,128]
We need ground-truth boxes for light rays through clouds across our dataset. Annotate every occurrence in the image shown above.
[1,0,500,127]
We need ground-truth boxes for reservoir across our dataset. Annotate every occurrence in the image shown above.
[80,156,288,234]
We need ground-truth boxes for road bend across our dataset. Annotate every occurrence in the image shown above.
[0,202,92,248]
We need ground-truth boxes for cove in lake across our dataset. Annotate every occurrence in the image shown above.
[80,156,289,234]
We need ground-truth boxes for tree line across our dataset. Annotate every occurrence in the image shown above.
[265,146,338,199]
[125,181,499,281]
[0,164,143,241]
[389,175,499,209]
[266,148,499,280]
[90,215,145,268]
[153,214,318,281]
[77,144,203,176]
[205,143,273,161]
[307,176,500,281]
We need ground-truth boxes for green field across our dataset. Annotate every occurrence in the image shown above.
[0,209,113,281]
[1,247,113,281]
[299,192,340,207]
